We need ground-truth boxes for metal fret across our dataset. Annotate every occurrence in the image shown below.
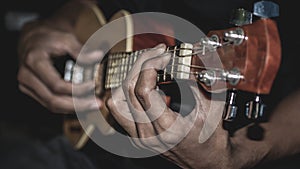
[170,46,177,80]
[105,53,112,89]
[72,64,84,84]
[124,53,129,81]
[116,54,121,87]
[105,51,138,89]
[94,63,101,95]
[67,43,194,91]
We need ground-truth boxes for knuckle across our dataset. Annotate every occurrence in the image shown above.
[130,138,144,148]
[137,128,149,138]
[139,137,158,149]
[141,61,153,69]
[122,79,134,92]
[158,133,178,145]
[47,98,72,114]
[139,50,150,59]
[63,32,75,40]
[106,97,114,109]
[47,97,59,112]
[50,81,64,93]
[122,80,129,90]
[24,51,37,67]
[135,85,151,100]
[62,33,77,45]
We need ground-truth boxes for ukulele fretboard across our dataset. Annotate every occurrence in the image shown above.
[63,43,194,94]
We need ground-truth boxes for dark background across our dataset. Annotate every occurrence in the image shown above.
[0,0,299,169]
[0,0,66,139]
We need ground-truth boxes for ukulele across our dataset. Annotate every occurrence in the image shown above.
[61,2,281,149]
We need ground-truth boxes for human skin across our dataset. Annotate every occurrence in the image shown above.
[107,44,300,169]
[17,0,103,114]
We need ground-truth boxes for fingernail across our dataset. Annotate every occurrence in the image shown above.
[154,43,166,49]
[90,100,102,109]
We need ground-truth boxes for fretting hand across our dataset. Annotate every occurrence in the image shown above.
[106,43,235,168]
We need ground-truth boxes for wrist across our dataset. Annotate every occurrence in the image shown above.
[229,129,273,169]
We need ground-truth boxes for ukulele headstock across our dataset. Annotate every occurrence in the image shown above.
[198,1,280,121]
[160,1,281,121]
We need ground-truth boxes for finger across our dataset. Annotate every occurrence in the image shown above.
[72,81,97,96]
[107,87,136,134]
[107,96,163,151]
[24,49,97,96]
[135,52,178,126]
[73,96,103,113]
[135,53,197,149]
[18,66,102,114]
[61,33,82,60]
[136,52,171,112]
[134,54,202,151]
[49,33,105,83]
[124,43,166,120]
[124,43,166,82]
[76,50,104,65]
[107,85,152,149]
[124,44,167,138]
[44,32,83,60]
[24,49,73,95]
[106,97,137,137]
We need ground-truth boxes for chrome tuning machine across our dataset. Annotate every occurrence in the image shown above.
[225,8,250,46]
[245,94,266,120]
[223,89,238,121]
[229,8,252,26]
[253,1,279,18]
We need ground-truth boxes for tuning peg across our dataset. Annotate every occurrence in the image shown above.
[223,89,238,121]
[245,94,266,120]
[197,69,216,87]
[253,1,279,18]
[229,8,252,26]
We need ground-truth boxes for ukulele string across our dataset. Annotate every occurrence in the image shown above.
[164,59,224,71]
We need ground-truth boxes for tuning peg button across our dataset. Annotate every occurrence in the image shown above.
[253,1,279,18]
[223,105,238,122]
[229,8,252,26]
[223,90,238,121]
[245,95,266,120]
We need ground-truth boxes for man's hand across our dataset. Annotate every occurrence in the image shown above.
[17,1,102,114]
[106,43,236,168]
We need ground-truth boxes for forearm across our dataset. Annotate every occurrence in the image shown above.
[231,89,300,168]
